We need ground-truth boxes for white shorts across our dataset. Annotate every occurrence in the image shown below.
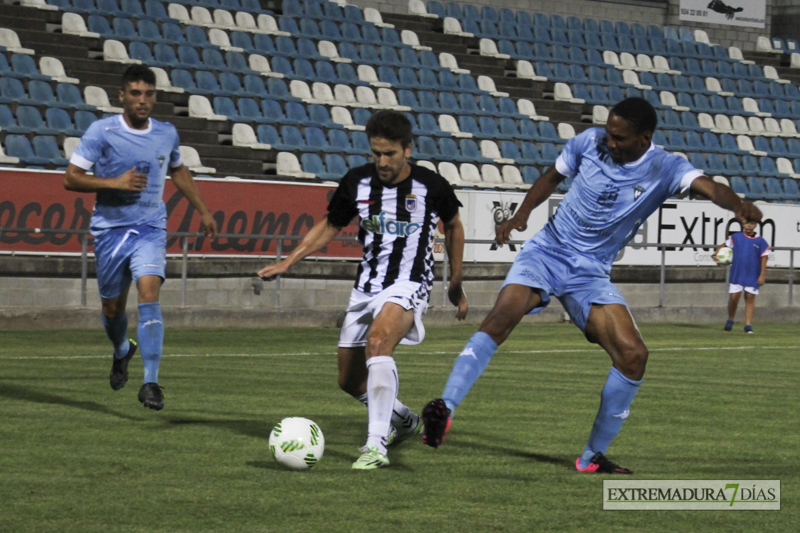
[338,280,429,348]
[729,283,758,295]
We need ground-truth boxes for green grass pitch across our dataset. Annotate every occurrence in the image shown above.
[0,324,797,532]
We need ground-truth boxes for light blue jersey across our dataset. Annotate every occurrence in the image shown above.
[534,127,703,268]
[70,114,182,233]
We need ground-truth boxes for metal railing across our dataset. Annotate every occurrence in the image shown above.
[1,227,798,309]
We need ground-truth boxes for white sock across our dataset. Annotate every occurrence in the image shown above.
[365,356,397,455]
[358,392,415,431]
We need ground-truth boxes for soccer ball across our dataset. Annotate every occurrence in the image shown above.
[269,417,325,471]
[717,247,733,265]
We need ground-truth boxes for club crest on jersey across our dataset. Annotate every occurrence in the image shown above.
[634,185,645,200]
[405,194,417,212]
[361,212,421,237]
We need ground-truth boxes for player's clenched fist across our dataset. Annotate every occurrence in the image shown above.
[495,215,528,247]
[116,167,148,191]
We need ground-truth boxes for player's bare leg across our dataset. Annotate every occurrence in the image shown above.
[352,304,416,469]
[576,304,646,473]
[743,291,756,333]
[726,291,742,332]
[424,285,542,447]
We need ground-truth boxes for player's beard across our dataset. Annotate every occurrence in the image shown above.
[377,160,404,184]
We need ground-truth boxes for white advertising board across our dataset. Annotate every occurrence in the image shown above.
[454,189,798,268]
[679,0,766,29]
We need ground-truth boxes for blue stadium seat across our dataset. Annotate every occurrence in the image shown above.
[34,135,68,166]
[87,15,114,38]
[351,131,370,153]
[185,26,213,48]
[45,107,82,136]
[541,143,560,165]
[16,106,59,135]
[301,153,326,178]
[522,166,540,185]
[325,154,348,179]
[112,17,137,40]
[349,154,367,169]
[720,134,747,155]
[770,137,792,158]
[129,42,156,64]
[10,54,49,81]
[170,69,196,93]
[74,110,98,132]
[416,136,439,160]
[256,124,280,147]
[305,127,332,153]
[729,176,749,197]
[54,83,93,111]
[5,134,52,165]
[744,155,763,176]
[521,142,542,164]
[707,153,726,175]
[195,71,223,95]
[261,98,288,124]
[689,153,707,173]
[213,96,243,121]
[0,104,24,133]
[783,178,800,200]
[746,177,766,199]
[144,0,169,19]
[763,177,786,200]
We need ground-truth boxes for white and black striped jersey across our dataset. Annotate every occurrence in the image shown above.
[327,163,461,295]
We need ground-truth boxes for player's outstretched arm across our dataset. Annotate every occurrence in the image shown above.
[495,165,565,247]
[443,212,468,320]
[258,218,342,281]
[63,163,147,193]
[169,164,217,238]
[689,175,763,223]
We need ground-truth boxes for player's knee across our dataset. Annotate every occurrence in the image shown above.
[479,310,518,344]
[101,300,124,320]
[618,345,648,380]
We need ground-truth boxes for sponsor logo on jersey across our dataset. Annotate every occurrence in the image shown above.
[361,212,421,237]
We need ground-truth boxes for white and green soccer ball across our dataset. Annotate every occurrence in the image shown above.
[269,417,325,471]
[717,247,733,265]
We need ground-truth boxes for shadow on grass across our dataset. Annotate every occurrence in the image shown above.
[165,414,363,463]
[452,439,574,469]
[0,382,144,421]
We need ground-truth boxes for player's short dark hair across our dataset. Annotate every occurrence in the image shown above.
[365,110,413,148]
[611,97,658,134]
[121,64,156,90]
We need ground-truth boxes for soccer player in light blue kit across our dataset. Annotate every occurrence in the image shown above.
[64,65,217,410]
[422,98,763,473]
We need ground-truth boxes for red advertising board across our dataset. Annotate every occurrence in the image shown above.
[0,170,362,257]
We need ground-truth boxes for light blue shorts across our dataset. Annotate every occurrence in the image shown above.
[503,241,627,332]
[93,225,166,299]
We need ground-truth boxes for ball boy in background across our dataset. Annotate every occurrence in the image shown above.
[714,220,770,333]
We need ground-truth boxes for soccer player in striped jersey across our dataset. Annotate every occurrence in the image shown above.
[259,110,468,469]
[422,98,762,474]
[64,65,217,410]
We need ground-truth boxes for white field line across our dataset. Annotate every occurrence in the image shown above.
[0,345,790,361]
